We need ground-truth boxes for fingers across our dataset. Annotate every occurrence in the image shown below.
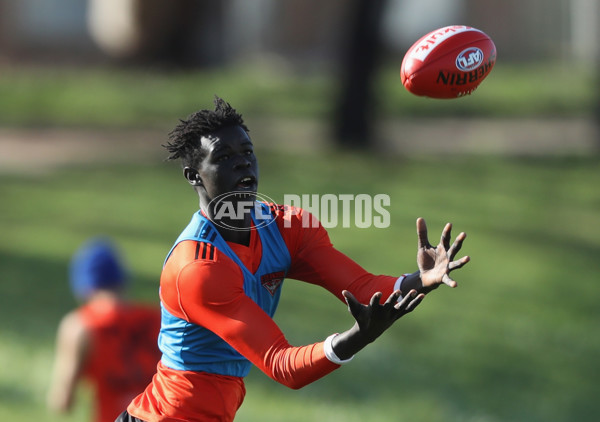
[448,231,467,258]
[449,255,471,271]
[394,290,414,310]
[344,290,391,315]
[345,288,426,324]
[394,290,425,315]
[369,291,383,307]
[441,223,452,250]
[405,293,425,312]
[441,274,457,288]
[421,219,466,255]
[384,290,402,305]
[342,290,362,319]
[416,217,429,249]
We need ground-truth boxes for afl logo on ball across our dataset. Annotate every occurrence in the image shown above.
[455,47,484,71]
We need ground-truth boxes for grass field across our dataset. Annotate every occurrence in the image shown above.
[1,147,599,421]
[0,61,595,130]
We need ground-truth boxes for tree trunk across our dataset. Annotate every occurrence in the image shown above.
[333,0,388,149]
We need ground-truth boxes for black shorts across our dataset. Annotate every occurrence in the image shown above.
[114,411,146,422]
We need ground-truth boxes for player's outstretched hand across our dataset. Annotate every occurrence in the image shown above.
[416,217,470,291]
[342,289,424,344]
[331,290,424,360]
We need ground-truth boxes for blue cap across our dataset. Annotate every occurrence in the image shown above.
[69,237,127,300]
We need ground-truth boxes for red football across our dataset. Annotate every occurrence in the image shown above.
[400,25,496,99]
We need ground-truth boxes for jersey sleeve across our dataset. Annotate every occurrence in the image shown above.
[276,205,403,303]
[160,246,340,389]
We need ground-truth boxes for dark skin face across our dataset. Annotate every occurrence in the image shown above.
[183,125,258,245]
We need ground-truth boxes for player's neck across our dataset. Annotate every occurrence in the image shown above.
[219,226,251,246]
[86,290,122,306]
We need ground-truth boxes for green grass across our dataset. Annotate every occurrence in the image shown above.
[0,61,595,129]
[1,150,599,422]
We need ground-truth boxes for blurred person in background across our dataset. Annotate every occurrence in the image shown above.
[47,237,162,422]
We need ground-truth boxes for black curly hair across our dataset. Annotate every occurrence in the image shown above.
[163,96,249,167]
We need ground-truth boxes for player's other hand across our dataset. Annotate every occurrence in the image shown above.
[342,289,424,344]
[416,217,470,291]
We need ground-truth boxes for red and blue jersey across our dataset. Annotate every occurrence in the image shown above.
[159,202,291,376]
[127,203,401,422]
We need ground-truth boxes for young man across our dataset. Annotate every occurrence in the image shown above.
[48,238,162,422]
[118,97,470,422]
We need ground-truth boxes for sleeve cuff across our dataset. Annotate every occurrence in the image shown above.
[393,274,411,300]
[324,334,354,365]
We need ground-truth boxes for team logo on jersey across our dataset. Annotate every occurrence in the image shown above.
[261,271,285,296]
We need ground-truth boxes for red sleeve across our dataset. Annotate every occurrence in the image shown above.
[160,241,339,389]
[275,205,400,303]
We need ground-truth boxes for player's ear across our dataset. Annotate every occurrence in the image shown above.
[183,167,202,186]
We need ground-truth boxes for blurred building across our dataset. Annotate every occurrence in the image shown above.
[0,0,597,66]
